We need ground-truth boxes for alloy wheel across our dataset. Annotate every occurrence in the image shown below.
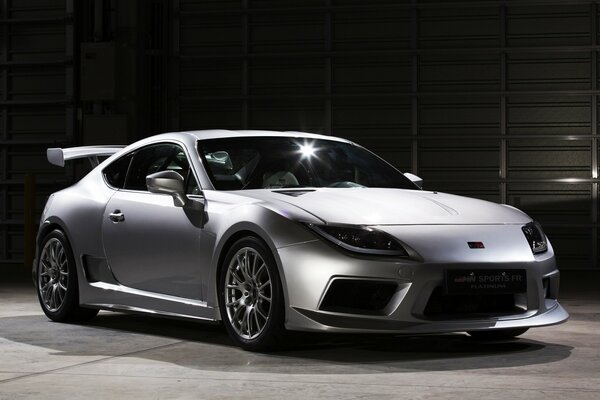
[38,238,69,312]
[224,247,272,340]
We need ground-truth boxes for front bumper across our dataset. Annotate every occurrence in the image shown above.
[277,236,569,334]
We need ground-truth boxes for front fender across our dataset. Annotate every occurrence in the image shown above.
[205,202,319,312]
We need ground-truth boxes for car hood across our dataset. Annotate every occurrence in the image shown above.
[241,188,530,225]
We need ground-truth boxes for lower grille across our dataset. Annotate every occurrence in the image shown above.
[320,279,397,315]
[423,286,526,319]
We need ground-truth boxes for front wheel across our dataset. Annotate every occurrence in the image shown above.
[467,328,529,340]
[36,229,99,322]
[218,236,286,351]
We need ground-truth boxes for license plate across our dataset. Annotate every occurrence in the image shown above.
[445,269,527,295]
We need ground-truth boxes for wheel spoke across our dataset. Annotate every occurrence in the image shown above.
[244,307,252,336]
[226,298,241,307]
[239,250,251,282]
[258,280,271,291]
[252,307,261,332]
[254,263,266,280]
[50,285,57,309]
[43,282,52,299]
[232,304,245,323]
[250,253,259,279]
[231,268,245,284]
[49,244,56,265]
[40,259,51,271]
[256,305,268,320]
[52,242,60,265]
[236,255,245,278]
[57,247,65,264]
[57,286,65,303]
[258,293,271,302]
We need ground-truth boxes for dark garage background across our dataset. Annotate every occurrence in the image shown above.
[1,0,599,273]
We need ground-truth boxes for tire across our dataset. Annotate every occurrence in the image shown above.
[36,229,99,322]
[218,236,286,351]
[467,328,529,340]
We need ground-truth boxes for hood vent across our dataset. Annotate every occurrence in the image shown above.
[273,189,315,197]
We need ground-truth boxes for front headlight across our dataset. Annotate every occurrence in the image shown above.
[306,223,408,256]
[522,221,548,254]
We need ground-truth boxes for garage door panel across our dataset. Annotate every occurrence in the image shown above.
[333,10,409,51]
[180,101,243,130]
[419,7,499,48]
[180,61,242,96]
[250,14,324,53]
[420,98,500,136]
[508,139,591,180]
[251,58,324,95]
[8,109,65,137]
[249,100,324,131]
[548,226,593,270]
[334,56,411,93]
[508,53,591,91]
[333,99,410,128]
[507,5,590,46]
[508,182,591,226]
[507,96,590,135]
[180,16,242,55]
[420,55,500,92]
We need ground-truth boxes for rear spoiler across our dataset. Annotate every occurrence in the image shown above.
[47,145,126,167]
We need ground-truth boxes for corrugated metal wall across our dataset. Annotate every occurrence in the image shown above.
[0,0,75,265]
[173,0,600,270]
[1,0,598,271]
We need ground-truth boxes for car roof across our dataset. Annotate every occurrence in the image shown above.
[177,129,352,143]
[104,130,355,165]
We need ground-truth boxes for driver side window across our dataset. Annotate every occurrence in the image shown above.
[124,143,199,194]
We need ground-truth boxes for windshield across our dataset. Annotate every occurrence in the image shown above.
[197,137,418,191]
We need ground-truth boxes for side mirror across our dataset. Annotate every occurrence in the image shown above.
[146,170,187,207]
[404,172,423,189]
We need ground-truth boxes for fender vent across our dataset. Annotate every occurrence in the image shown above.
[82,255,118,284]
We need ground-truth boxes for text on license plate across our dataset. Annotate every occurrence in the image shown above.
[445,269,527,294]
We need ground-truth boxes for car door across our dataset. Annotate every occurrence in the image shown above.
[101,142,207,300]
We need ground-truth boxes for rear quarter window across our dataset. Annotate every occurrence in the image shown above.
[103,153,133,188]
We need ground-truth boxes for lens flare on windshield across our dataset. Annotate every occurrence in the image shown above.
[298,142,315,158]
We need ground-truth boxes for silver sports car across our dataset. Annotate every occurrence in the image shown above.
[34,130,568,351]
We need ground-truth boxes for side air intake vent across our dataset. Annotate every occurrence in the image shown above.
[319,279,397,315]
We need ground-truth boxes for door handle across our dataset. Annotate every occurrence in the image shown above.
[109,210,125,223]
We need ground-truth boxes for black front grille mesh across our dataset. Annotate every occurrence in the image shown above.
[423,287,526,318]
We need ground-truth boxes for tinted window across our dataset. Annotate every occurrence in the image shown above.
[124,143,198,192]
[103,153,133,189]
[198,137,417,190]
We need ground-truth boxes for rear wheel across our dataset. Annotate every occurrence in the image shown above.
[37,229,98,322]
[467,328,529,340]
[218,236,286,351]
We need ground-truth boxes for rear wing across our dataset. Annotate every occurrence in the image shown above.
[47,145,126,167]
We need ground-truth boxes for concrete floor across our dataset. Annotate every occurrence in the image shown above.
[0,277,599,400]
